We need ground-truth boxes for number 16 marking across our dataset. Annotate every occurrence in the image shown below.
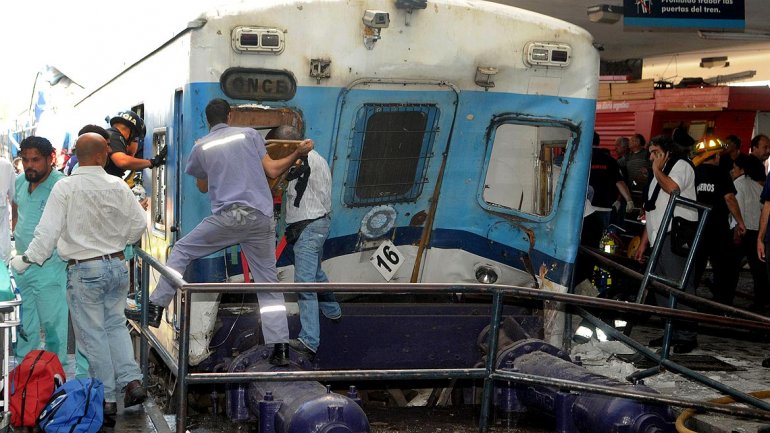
[370,240,405,281]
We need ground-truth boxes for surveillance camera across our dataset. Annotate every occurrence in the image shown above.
[362,10,390,29]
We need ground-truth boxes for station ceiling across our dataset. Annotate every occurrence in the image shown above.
[495,1,770,61]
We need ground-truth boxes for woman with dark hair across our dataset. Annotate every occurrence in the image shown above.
[635,135,700,353]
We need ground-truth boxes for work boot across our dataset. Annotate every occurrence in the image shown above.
[124,380,147,408]
[269,343,290,366]
[125,301,164,328]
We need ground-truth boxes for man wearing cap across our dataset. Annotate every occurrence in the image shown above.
[692,136,745,306]
[105,110,166,179]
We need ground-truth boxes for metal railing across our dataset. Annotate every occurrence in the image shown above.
[131,249,770,433]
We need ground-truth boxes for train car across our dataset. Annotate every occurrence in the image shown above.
[69,0,598,383]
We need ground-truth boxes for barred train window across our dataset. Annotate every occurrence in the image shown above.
[345,104,438,206]
[483,123,571,216]
[151,130,167,237]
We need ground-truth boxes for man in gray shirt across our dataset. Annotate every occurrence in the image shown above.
[141,98,311,366]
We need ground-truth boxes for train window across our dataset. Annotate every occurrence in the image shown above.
[482,123,571,216]
[152,129,167,237]
[345,104,438,206]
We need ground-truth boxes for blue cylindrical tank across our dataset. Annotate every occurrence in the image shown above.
[513,350,674,433]
[246,360,370,433]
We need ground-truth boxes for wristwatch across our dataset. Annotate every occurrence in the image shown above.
[21,255,31,264]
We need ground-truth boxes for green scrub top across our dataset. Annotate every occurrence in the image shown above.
[14,170,65,258]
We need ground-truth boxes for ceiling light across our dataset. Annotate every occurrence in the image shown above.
[699,56,729,68]
[587,4,622,24]
[698,30,770,41]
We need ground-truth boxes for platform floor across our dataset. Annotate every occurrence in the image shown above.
[572,269,770,433]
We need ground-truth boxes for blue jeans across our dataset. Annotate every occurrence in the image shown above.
[66,258,142,402]
[293,217,340,352]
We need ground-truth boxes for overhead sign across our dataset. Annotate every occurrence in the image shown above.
[623,0,745,30]
[220,68,296,101]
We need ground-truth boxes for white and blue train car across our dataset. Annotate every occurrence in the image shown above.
[71,0,598,362]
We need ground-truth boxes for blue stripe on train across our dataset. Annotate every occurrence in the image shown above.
[275,227,571,286]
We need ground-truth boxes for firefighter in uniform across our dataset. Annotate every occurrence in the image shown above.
[692,136,746,306]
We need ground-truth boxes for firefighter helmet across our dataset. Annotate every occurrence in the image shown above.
[109,110,145,141]
[692,135,724,166]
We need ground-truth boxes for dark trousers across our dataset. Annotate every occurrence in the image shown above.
[653,236,698,342]
[692,226,739,306]
[740,230,770,307]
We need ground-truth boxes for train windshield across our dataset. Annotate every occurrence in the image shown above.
[344,104,439,206]
[482,122,572,217]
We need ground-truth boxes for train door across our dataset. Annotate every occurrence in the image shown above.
[170,90,183,243]
[328,82,458,283]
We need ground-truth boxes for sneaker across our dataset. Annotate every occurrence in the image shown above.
[288,339,317,358]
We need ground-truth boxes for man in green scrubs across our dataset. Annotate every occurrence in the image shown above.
[13,136,87,375]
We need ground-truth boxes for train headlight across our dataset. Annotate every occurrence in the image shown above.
[474,264,499,284]
[232,27,285,54]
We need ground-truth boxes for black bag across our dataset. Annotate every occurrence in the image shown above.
[284,219,313,244]
[670,216,698,256]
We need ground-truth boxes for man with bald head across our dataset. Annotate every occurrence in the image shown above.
[11,132,149,425]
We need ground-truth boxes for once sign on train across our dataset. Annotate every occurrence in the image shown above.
[220,68,296,101]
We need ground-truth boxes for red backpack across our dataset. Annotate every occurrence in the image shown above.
[10,350,66,427]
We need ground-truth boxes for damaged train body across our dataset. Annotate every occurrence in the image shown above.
[67,0,607,428]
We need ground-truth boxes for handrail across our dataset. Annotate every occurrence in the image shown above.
[131,248,770,433]
[580,246,770,323]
